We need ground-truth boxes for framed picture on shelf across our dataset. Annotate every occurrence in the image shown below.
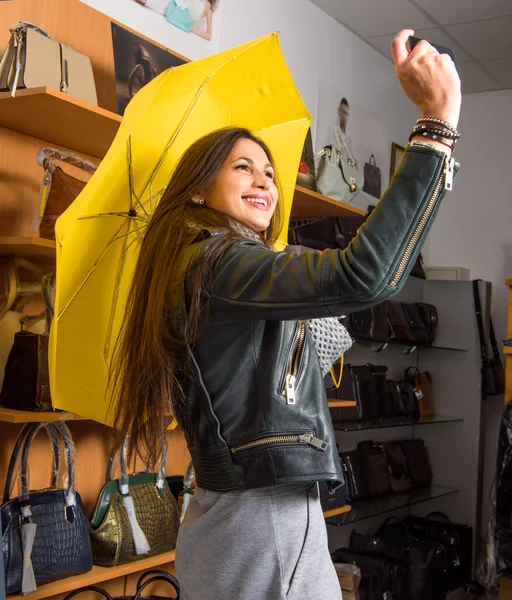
[390,142,405,181]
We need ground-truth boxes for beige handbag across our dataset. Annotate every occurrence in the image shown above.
[0,21,97,105]
[315,146,364,204]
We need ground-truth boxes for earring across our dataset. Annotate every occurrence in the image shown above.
[198,199,205,205]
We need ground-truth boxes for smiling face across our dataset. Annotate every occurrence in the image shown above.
[197,138,279,233]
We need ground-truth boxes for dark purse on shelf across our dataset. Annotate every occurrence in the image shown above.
[357,440,392,496]
[350,365,381,421]
[363,154,381,198]
[382,441,412,493]
[387,301,429,345]
[405,367,435,417]
[90,437,180,566]
[62,569,181,600]
[350,518,447,600]
[2,422,92,595]
[339,450,371,502]
[325,362,361,421]
[416,303,439,344]
[288,215,366,250]
[399,380,420,419]
[473,279,505,396]
[400,439,433,487]
[343,302,388,343]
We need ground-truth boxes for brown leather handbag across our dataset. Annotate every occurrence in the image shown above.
[400,439,433,487]
[405,367,435,417]
[34,148,97,240]
[358,440,392,496]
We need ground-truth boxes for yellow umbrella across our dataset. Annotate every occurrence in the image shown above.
[49,32,311,425]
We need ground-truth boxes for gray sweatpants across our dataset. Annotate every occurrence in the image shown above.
[175,482,343,600]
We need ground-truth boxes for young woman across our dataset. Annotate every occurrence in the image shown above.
[110,30,461,600]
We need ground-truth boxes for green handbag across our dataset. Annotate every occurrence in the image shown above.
[89,438,180,567]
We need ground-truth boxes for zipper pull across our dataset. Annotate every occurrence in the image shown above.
[299,433,329,451]
[444,156,455,191]
[285,374,296,405]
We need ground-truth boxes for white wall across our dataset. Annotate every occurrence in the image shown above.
[422,89,512,533]
[219,0,418,214]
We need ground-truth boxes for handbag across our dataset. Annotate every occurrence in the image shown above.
[415,302,439,344]
[0,21,97,104]
[387,301,428,345]
[0,271,58,412]
[357,440,392,496]
[63,569,180,600]
[351,365,380,420]
[331,547,408,600]
[405,367,435,417]
[473,279,505,396]
[339,450,371,502]
[325,362,362,422]
[343,302,388,343]
[400,439,433,487]
[90,437,180,566]
[363,154,381,198]
[288,215,366,250]
[34,148,97,240]
[382,441,412,492]
[350,518,447,600]
[315,147,363,204]
[165,1,193,32]
[405,512,472,591]
[2,422,92,595]
[318,480,347,512]
[398,381,420,418]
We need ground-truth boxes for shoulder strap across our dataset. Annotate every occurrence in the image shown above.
[472,279,489,363]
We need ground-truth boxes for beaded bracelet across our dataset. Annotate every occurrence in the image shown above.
[416,117,458,134]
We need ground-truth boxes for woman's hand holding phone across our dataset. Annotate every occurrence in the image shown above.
[392,29,461,129]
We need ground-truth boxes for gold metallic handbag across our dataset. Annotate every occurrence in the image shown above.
[89,439,180,567]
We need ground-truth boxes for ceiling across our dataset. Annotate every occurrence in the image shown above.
[309,0,512,94]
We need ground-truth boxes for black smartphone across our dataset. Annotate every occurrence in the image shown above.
[408,35,456,63]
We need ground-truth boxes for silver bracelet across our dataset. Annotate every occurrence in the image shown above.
[408,140,453,155]
[416,117,458,133]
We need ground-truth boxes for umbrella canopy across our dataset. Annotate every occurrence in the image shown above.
[49,32,311,425]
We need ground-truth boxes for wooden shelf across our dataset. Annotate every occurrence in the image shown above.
[327,400,357,408]
[323,504,351,518]
[0,237,56,261]
[506,279,512,288]
[291,185,366,219]
[504,347,512,355]
[0,407,86,423]
[0,87,121,158]
[9,550,176,600]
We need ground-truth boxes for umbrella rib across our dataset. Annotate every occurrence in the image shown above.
[127,136,151,219]
[57,220,130,320]
[103,230,144,359]
[76,213,148,224]
[138,80,209,201]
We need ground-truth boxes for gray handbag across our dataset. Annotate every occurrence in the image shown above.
[315,147,363,203]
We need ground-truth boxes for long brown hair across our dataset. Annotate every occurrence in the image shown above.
[109,127,284,463]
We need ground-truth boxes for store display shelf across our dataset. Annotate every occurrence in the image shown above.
[327,400,357,408]
[8,550,176,600]
[0,237,56,262]
[333,414,463,432]
[323,504,352,519]
[504,347,512,355]
[326,485,458,528]
[0,87,121,158]
[0,407,86,423]
[351,338,468,354]
[291,185,366,219]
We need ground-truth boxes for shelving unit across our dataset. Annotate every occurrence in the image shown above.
[291,185,365,219]
[0,87,121,159]
[327,400,357,408]
[0,237,56,262]
[0,407,85,423]
[326,485,458,528]
[8,550,176,600]
[333,414,463,432]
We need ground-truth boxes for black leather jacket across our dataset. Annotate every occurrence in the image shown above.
[180,145,456,492]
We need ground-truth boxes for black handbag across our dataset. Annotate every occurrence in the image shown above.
[473,279,505,396]
[63,570,180,600]
[343,302,388,343]
[363,154,381,198]
[2,422,93,595]
[400,438,433,487]
[357,441,392,496]
[351,365,381,420]
[404,512,472,591]
[339,450,371,502]
[350,518,447,600]
[331,546,408,600]
[325,362,362,421]
[288,216,366,250]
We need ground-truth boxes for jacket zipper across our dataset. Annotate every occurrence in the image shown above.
[283,321,306,405]
[390,154,454,287]
[231,432,328,454]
